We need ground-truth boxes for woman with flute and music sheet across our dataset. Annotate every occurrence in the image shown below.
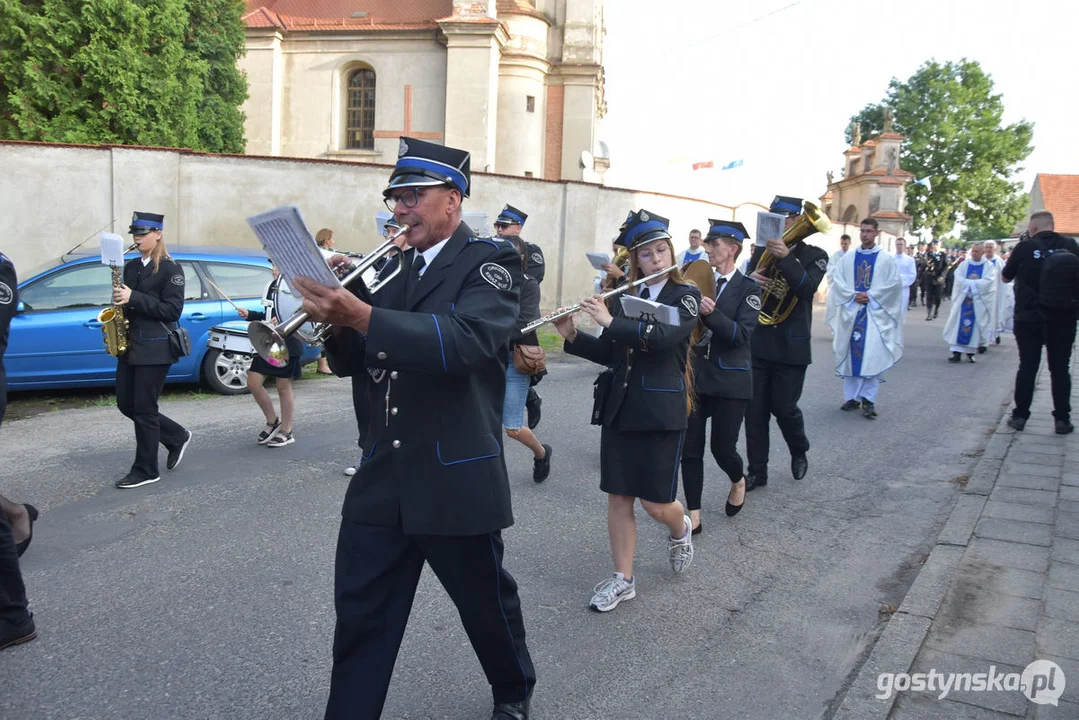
[550,209,701,613]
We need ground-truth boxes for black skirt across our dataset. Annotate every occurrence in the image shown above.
[599,425,685,503]
[249,353,302,379]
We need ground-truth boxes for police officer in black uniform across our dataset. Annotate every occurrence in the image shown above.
[112,213,192,489]
[743,196,828,491]
[922,239,947,320]
[681,220,761,531]
[297,137,536,720]
[494,204,545,429]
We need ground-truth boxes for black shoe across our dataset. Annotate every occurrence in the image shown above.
[726,480,746,517]
[977,346,987,354]
[116,473,160,489]
[791,453,808,480]
[15,504,38,558]
[948,352,961,363]
[933,311,939,319]
[0,616,37,651]
[861,400,878,419]
[691,521,703,535]
[1007,416,1026,431]
[166,430,193,471]
[1056,420,1075,435]
[492,694,531,720]
[841,399,860,411]
[926,315,933,321]
[967,353,976,363]
[745,473,767,492]
[995,336,1001,345]
[533,444,552,483]
[526,388,542,430]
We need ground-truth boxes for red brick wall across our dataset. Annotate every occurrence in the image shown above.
[545,85,564,180]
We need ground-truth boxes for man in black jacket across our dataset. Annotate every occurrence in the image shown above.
[297,137,536,720]
[494,204,545,429]
[743,196,829,490]
[922,240,947,320]
[1003,211,1079,435]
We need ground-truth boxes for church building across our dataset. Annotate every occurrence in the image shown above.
[240,0,607,182]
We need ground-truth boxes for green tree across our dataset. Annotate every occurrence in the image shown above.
[0,0,246,152]
[846,59,1034,239]
[186,0,248,153]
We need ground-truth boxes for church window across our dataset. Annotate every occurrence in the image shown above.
[526,96,536,113]
[524,171,534,178]
[346,69,376,150]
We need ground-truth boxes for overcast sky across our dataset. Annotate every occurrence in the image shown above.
[599,0,1078,218]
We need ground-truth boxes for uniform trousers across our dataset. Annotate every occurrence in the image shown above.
[745,358,810,478]
[326,520,536,719]
[908,283,918,307]
[681,394,749,511]
[924,284,943,316]
[115,357,188,479]
[350,375,369,451]
[1013,317,1078,421]
[0,507,28,628]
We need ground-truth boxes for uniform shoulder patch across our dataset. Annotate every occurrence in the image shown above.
[680,294,699,317]
[746,294,762,311]
[531,252,544,265]
[468,237,502,249]
[815,258,828,272]
[0,281,12,305]
[171,274,185,286]
[479,262,512,291]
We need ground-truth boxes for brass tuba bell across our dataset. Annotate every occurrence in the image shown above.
[753,201,831,326]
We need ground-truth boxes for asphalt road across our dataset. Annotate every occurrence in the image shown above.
[1,299,1019,720]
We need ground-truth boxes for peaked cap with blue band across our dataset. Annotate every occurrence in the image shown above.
[705,219,749,242]
[769,195,802,217]
[383,215,402,231]
[614,209,672,251]
[384,137,471,198]
[496,204,527,226]
[129,211,164,235]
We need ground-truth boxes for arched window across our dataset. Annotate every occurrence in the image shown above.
[346,68,376,150]
[842,205,859,223]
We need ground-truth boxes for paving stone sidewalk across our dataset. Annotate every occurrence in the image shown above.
[835,366,1079,719]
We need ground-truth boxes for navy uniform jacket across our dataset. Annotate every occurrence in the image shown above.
[0,253,18,411]
[746,241,828,367]
[694,270,761,400]
[324,222,523,536]
[122,256,185,365]
[565,279,700,432]
[524,240,545,284]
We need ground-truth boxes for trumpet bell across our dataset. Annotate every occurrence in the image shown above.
[248,322,290,368]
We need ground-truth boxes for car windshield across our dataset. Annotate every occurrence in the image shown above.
[19,264,112,311]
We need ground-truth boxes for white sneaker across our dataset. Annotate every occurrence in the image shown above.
[668,515,694,574]
[589,572,635,612]
[343,460,361,476]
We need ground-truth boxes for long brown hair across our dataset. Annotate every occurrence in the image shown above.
[628,237,697,417]
[148,236,170,274]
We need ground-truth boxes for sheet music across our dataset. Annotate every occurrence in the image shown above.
[100,232,126,267]
[756,211,785,247]
[587,252,613,270]
[620,294,681,326]
[246,206,341,290]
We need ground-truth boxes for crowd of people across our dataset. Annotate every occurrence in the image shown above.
[2,136,1077,720]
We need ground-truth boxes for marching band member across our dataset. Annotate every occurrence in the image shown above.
[112,212,192,490]
[237,266,302,447]
[743,196,828,490]
[298,137,536,720]
[552,209,700,613]
[680,221,761,533]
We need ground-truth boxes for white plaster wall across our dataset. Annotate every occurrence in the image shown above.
[444,36,502,172]
[238,34,282,156]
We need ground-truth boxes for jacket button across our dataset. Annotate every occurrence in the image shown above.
[377,351,387,360]
[390,407,398,415]
[390,371,399,380]
[623,381,628,388]
[392,440,401,449]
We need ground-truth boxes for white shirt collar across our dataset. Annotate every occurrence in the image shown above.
[416,237,451,276]
[856,244,882,254]
[641,276,668,298]
[141,255,152,266]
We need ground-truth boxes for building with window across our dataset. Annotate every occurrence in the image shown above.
[241,0,606,182]
[1020,173,1079,240]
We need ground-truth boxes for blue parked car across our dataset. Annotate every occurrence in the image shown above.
[6,246,321,395]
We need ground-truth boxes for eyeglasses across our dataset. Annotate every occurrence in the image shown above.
[384,187,427,212]
[636,245,670,262]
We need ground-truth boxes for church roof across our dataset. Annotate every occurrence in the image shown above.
[1033,173,1079,235]
[244,0,452,30]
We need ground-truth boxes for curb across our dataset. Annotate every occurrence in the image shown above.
[829,403,1018,719]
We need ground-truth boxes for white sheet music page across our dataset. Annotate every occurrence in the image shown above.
[246,206,341,290]
[620,294,681,326]
[100,232,126,266]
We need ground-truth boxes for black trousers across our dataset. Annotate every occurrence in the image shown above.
[745,359,809,478]
[326,520,536,719]
[350,375,369,450]
[0,507,28,628]
[115,357,188,479]
[924,283,943,315]
[1013,317,1078,421]
[908,283,918,307]
[681,394,749,511]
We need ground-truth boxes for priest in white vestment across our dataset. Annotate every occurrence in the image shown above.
[894,238,918,327]
[983,240,1013,345]
[826,219,904,418]
[826,233,851,283]
[943,240,997,363]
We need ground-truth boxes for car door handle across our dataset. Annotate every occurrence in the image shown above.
[84,320,104,328]
[187,313,210,322]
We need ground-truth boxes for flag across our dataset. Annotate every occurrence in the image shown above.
[914,177,932,192]
[721,159,744,170]
[692,160,714,170]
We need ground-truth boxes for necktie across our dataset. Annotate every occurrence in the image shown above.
[413,254,426,279]
[640,286,650,300]
[716,277,728,296]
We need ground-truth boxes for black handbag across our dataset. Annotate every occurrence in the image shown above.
[160,321,192,358]
[591,368,615,425]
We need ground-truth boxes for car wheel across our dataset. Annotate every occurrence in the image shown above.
[203,348,252,395]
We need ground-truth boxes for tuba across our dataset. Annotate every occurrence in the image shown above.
[98,244,137,356]
[753,201,830,326]
[681,258,716,345]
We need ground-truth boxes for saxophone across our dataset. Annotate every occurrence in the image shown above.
[98,246,136,356]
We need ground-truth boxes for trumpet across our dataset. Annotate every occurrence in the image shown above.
[521,264,677,334]
[249,224,410,367]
